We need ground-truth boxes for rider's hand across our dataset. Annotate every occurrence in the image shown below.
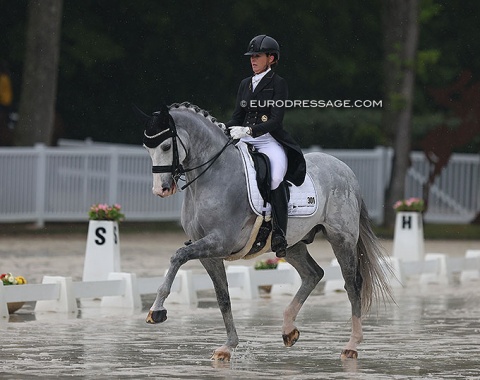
[229,126,250,139]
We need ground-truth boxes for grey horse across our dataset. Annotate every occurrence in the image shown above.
[140,102,393,361]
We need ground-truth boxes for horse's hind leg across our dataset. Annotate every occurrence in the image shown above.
[282,241,324,347]
[200,258,239,361]
[329,235,363,359]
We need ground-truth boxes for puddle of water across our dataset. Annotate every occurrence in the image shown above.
[1,286,480,379]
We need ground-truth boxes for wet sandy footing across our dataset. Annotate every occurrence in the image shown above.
[1,232,480,378]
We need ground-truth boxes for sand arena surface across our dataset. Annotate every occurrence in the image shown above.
[1,229,480,378]
[1,229,479,283]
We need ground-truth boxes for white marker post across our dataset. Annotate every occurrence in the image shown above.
[392,212,425,262]
[82,221,121,282]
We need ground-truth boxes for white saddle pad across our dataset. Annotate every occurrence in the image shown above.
[237,142,318,218]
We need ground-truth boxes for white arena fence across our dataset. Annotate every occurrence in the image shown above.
[0,139,479,226]
[2,251,480,319]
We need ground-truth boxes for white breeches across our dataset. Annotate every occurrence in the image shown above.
[241,133,287,190]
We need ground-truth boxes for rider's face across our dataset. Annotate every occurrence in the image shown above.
[250,53,274,74]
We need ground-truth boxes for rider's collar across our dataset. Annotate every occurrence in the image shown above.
[252,68,271,90]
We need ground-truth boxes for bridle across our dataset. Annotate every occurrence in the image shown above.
[143,112,235,191]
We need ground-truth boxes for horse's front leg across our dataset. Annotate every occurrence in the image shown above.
[200,258,238,361]
[145,243,186,323]
[146,233,226,324]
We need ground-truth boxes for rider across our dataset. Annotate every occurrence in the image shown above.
[226,35,306,257]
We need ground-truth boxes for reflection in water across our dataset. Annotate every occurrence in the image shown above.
[341,357,359,374]
[1,286,479,378]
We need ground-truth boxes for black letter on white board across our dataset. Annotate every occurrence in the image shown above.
[95,227,107,245]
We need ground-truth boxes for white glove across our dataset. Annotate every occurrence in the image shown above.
[229,126,250,139]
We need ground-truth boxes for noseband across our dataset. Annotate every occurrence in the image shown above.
[143,112,234,190]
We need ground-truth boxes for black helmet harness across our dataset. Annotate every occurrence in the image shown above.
[244,35,280,73]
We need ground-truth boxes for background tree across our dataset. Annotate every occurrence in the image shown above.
[1,0,479,223]
[382,0,420,227]
[15,0,63,146]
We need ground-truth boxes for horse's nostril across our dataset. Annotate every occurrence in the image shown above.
[162,187,170,193]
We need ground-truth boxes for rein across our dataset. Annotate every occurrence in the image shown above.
[174,137,235,190]
[145,114,235,191]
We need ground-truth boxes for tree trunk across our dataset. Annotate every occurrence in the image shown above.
[15,0,63,146]
[382,0,419,227]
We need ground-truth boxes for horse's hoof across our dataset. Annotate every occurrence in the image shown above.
[282,328,300,347]
[146,309,167,324]
[211,349,231,362]
[340,349,358,359]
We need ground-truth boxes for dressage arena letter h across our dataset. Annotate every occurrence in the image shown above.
[402,215,412,229]
[392,212,425,262]
[83,221,121,282]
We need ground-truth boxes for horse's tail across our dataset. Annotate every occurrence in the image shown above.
[357,199,395,314]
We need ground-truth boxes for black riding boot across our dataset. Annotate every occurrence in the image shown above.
[270,182,288,258]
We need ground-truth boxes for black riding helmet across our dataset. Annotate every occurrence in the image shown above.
[244,35,280,61]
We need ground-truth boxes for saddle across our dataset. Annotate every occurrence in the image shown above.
[229,142,318,260]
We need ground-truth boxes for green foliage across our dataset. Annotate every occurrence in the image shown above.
[285,108,462,151]
[0,0,479,152]
[416,49,441,81]
[254,257,283,270]
[393,198,425,212]
[88,204,125,222]
[284,108,385,149]
[388,92,408,112]
[62,25,125,71]
[419,0,443,24]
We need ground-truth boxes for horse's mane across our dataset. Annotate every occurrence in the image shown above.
[168,102,228,134]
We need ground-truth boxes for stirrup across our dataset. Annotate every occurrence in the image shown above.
[272,233,287,258]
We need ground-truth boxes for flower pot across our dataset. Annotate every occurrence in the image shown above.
[83,220,121,282]
[392,211,425,261]
[259,285,272,293]
[7,301,25,314]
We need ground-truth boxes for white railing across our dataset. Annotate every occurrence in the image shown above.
[2,251,479,319]
[407,152,480,223]
[0,141,479,226]
[0,143,183,226]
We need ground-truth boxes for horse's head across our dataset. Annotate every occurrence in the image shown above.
[140,104,187,198]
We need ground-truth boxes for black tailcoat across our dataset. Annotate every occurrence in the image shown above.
[226,71,306,186]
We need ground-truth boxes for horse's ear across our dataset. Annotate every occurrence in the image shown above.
[156,103,172,130]
[132,104,150,125]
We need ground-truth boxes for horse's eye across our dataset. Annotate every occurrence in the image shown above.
[161,142,171,152]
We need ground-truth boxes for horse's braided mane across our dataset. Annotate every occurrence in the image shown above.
[168,102,228,133]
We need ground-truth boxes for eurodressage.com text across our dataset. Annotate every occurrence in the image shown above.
[241,99,383,108]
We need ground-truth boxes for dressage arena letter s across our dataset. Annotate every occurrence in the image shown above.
[95,227,107,245]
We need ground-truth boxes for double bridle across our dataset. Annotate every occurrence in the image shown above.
[143,112,234,191]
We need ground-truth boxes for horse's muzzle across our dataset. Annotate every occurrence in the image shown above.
[153,181,177,198]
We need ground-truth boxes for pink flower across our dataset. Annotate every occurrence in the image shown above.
[393,198,425,212]
[393,201,403,209]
